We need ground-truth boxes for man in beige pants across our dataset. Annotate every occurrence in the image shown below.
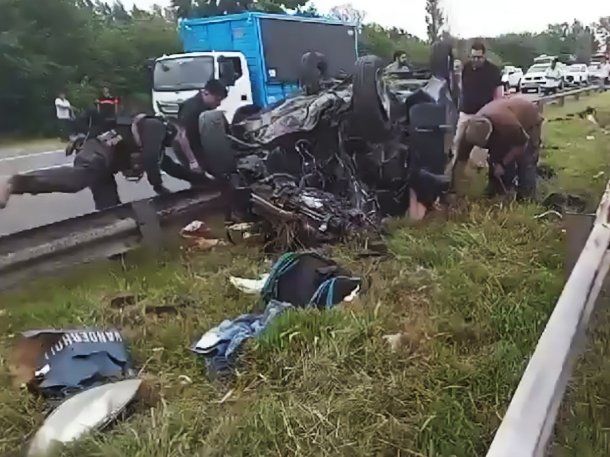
[451,41,503,179]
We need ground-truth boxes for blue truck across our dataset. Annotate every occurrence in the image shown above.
[152,12,358,121]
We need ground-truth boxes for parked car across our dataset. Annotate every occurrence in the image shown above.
[521,64,551,93]
[565,64,589,86]
[501,66,523,91]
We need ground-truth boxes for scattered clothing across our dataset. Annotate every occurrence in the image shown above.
[191,300,293,377]
[193,252,362,378]
[260,252,361,309]
[17,329,134,399]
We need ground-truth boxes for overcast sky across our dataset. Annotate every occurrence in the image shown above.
[121,0,608,38]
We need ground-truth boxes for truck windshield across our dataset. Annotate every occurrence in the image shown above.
[154,56,214,91]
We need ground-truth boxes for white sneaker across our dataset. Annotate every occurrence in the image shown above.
[0,177,14,209]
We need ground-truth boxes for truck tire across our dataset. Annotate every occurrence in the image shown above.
[351,55,392,142]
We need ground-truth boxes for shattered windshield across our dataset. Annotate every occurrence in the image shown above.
[153,56,214,91]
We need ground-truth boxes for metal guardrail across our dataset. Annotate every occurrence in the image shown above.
[486,181,610,457]
[536,85,606,111]
[0,188,223,290]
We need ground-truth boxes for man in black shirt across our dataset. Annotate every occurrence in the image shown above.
[451,41,503,178]
[176,79,228,172]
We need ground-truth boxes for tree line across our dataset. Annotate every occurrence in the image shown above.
[0,0,608,136]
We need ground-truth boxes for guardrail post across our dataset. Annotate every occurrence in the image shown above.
[558,95,565,107]
[131,199,163,251]
[574,92,581,101]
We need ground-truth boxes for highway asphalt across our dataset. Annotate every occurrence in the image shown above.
[0,146,188,236]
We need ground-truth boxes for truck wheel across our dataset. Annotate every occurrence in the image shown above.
[351,55,392,142]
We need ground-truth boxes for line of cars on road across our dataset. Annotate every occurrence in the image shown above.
[503,53,608,95]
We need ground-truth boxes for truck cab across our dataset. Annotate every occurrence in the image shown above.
[152,51,252,120]
[152,12,358,122]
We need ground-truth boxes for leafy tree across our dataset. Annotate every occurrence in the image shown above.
[425,0,444,43]
[170,0,308,18]
[0,0,179,135]
[329,3,366,25]
[359,24,429,65]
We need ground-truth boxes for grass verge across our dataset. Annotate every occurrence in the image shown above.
[1,93,609,457]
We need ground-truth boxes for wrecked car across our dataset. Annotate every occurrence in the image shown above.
[200,46,458,247]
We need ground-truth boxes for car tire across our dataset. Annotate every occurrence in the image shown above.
[351,55,392,142]
[199,110,237,178]
[232,104,261,125]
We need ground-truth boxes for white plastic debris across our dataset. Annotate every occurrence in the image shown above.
[383,333,407,352]
[586,135,595,141]
[587,114,599,127]
[28,379,142,457]
[181,220,212,237]
[343,285,361,303]
[229,274,270,295]
[301,195,324,210]
[534,210,563,221]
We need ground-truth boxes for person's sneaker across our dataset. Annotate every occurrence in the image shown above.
[0,177,14,209]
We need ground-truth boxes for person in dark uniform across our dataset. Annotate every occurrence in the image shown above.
[457,96,543,200]
[0,113,203,210]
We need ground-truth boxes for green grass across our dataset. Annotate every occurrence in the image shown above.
[1,93,610,456]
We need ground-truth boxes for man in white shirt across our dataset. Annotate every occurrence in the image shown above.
[544,60,562,93]
[55,91,73,141]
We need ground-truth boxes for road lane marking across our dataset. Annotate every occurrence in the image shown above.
[0,149,64,163]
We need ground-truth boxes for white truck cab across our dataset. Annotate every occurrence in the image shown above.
[152,51,252,122]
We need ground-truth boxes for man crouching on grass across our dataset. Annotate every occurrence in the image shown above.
[455,96,543,200]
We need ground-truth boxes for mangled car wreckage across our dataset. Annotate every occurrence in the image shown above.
[204,48,458,247]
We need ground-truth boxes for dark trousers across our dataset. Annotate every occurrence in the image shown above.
[57,119,73,141]
[12,139,120,210]
[488,133,540,200]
